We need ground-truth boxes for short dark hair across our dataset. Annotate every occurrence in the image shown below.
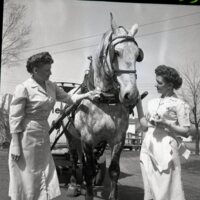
[155,65,182,90]
[26,52,53,73]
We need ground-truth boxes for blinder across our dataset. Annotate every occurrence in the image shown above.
[137,48,144,62]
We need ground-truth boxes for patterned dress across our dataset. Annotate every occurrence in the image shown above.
[8,77,72,200]
[140,96,190,200]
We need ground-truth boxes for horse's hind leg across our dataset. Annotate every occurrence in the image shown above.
[109,142,123,200]
[82,142,95,200]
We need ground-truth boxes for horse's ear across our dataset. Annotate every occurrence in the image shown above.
[110,12,117,33]
[129,24,138,37]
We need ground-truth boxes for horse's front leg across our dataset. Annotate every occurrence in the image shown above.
[109,141,124,200]
[82,142,95,200]
[64,130,81,196]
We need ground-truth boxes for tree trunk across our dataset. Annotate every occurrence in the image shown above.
[195,125,199,155]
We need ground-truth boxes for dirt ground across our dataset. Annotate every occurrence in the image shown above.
[1,148,200,200]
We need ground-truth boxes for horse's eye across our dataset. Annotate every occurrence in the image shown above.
[114,49,120,57]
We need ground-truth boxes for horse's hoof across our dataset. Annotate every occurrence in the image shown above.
[109,194,118,200]
[67,184,81,197]
[85,194,93,200]
[85,189,94,200]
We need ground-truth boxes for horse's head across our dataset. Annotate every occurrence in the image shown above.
[94,13,144,106]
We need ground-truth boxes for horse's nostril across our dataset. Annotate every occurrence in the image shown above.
[123,91,138,103]
[124,93,130,100]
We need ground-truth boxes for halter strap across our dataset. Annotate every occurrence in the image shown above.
[105,34,138,75]
[111,35,138,47]
[113,69,137,74]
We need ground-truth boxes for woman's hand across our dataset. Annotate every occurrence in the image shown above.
[86,90,101,101]
[153,115,169,129]
[70,90,101,104]
[10,133,21,161]
[10,144,21,161]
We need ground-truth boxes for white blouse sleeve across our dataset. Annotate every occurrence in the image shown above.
[9,84,28,134]
[55,84,73,105]
[177,101,190,127]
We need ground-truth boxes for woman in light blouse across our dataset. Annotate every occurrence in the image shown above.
[8,51,100,200]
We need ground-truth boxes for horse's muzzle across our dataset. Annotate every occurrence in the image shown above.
[119,88,139,106]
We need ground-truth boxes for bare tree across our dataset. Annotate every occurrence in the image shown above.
[0,93,12,148]
[178,64,200,155]
[1,0,31,66]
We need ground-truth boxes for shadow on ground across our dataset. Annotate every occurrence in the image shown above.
[92,167,143,200]
[57,164,143,200]
[92,185,143,200]
[181,154,200,175]
[182,160,200,174]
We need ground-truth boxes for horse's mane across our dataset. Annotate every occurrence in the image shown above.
[95,31,112,67]
[93,30,113,82]
[81,30,113,92]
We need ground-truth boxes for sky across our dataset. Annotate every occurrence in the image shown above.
[1,0,200,112]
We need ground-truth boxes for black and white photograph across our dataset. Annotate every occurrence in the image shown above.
[0,0,200,200]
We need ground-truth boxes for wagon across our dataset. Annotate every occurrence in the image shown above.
[49,82,107,188]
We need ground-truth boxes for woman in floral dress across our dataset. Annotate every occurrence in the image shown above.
[137,65,191,200]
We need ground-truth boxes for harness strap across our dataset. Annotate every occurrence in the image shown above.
[114,69,136,74]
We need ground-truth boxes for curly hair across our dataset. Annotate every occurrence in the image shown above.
[26,52,54,73]
[155,65,182,90]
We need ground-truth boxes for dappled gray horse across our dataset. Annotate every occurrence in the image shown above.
[66,14,144,200]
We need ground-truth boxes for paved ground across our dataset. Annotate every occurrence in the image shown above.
[1,148,200,200]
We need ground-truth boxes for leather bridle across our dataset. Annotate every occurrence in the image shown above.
[102,32,140,91]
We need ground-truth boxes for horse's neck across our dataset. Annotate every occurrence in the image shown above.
[93,59,114,92]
